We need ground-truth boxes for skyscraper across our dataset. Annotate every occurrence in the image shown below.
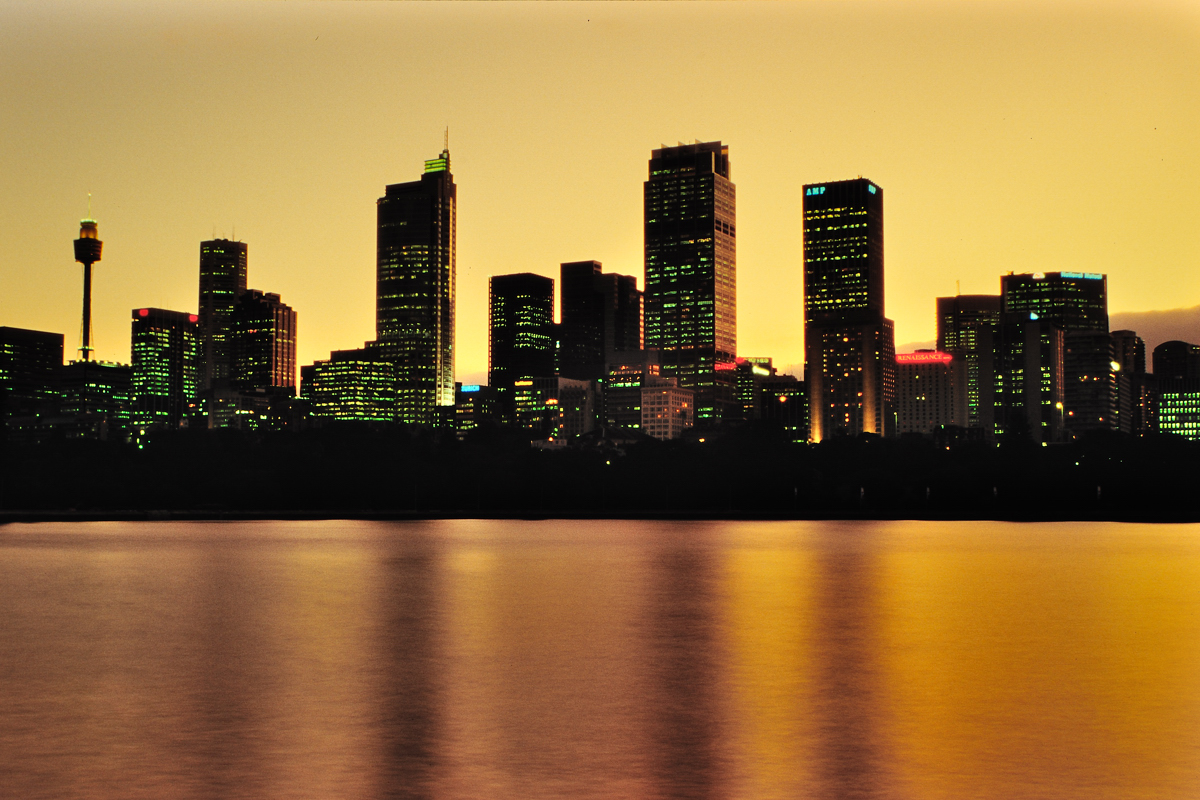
[488,273,556,421]
[643,141,736,424]
[803,178,895,441]
[301,347,397,422]
[1001,271,1113,436]
[937,294,1001,432]
[198,239,248,391]
[376,148,456,425]
[131,308,199,431]
[231,290,297,396]
[558,260,642,382]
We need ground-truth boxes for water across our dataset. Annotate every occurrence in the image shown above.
[1,520,1198,799]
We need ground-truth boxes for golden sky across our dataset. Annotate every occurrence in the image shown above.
[1,1,1197,381]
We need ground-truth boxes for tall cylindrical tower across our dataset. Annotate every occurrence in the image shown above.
[74,218,103,361]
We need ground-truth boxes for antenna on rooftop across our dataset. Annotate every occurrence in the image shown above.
[445,126,449,151]
[957,280,961,296]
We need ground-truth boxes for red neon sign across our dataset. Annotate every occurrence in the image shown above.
[137,309,149,317]
[188,314,199,323]
[895,351,954,364]
[715,362,737,371]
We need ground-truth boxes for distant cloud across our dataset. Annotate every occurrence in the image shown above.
[896,340,936,353]
[1110,306,1200,352]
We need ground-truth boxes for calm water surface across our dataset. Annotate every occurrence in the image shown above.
[1,520,1198,799]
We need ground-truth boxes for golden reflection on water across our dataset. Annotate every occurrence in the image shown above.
[0,520,1198,799]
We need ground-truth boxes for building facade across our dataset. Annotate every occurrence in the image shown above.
[640,377,694,440]
[643,141,736,424]
[376,149,456,425]
[131,308,200,431]
[895,351,967,435]
[804,178,895,441]
[198,239,248,391]
[300,347,397,422]
[992,315,1064,444]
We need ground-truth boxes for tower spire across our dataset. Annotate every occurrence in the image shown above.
[73,201,103,361]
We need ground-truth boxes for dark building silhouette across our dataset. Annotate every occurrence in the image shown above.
[489,273,555,421]
[453,382,499,439]
[0,327,63,428]
[804,178,895,441]
[131,308,199,432]
[992,315,1064,444]
[761,374,807,442]
[301,347,396,422]
[197,239,248,391]
[1062,330,1119,432]
[1152,340,1200,382]
[232,290,297,396]
[558,260,642,382]
[73,216,103,362]
[937,295,1001,433]
[376,149,456,425]
[604,349,661,432]
[643,141,736,424]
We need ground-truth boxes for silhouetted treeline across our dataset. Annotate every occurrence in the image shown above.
[2,424,1198,521]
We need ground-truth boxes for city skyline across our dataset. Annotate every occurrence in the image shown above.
[2,2,1198,383]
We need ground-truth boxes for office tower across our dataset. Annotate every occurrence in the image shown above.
[937,295,1001,431]
[895,351,967,435]
[232,290,297,396]
[131,308,199,431]
[559,260,643,381]
[0,327,63,426]
[510,376,597,440]
[489,273,556,421]
[640,377,694,440]
[803,178,895,441]
[376,148,456,425]
[59,359,132,439]
[300,348,397,422]
[1110,329,1148,435]
[643,141,736,424]
[1156,391,1200,439]
[73,216,102,361]
[992,316,1064,443]
[197,239,248,391]
[1000,272,1108,332]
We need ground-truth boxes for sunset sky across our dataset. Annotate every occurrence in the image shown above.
[1,1,1197,382]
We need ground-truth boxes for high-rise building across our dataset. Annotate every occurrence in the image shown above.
[937,295,1001,432]
[643,141,736,424]
[803,178,895,441]
[1152,340,1200,382]
[73,216,102,362]
[232,290,297,396]
[453,382,499,439]
[197,239,248,391]
[1001,271,1111,437]
[604,350,661,432]
[131,308,200,432]
[558,260,642,382]
[489,273,556,421]
[895,351,967,435]
[301,347,396,422]
[376,148,456,425]
[0,327,63,427]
